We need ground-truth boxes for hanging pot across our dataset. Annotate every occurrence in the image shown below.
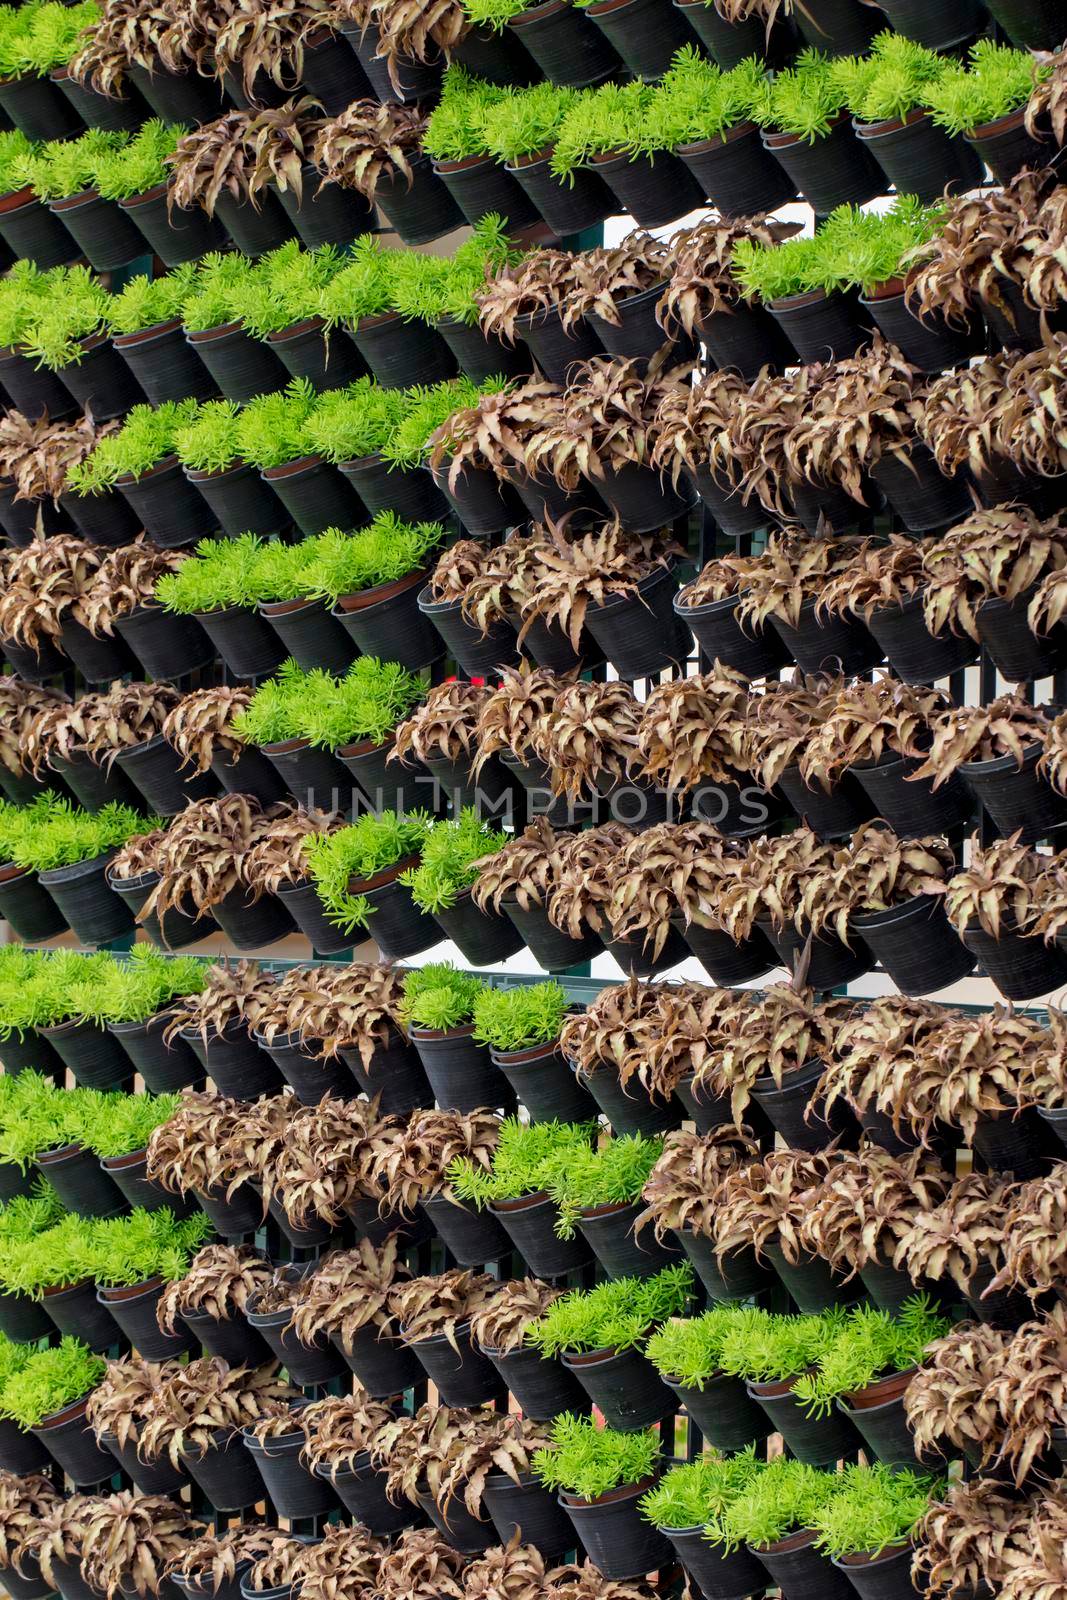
[342,20,444,102]
[261,454,365,538]
[314,1453,416,1535]
[861,285,979,376]
[578,1064,677,1137]
[0,345,74,421]
[563,1343,675,1432]
[491,1189,591,1278]
[663,1526,769,1600]
[777,764,874,839]
[508,0,621,84]
[560,1479,672,1582]
[0,479,64,547]
[855,111,983,204]
[850,750,970,840]
[433,153,540,234]
[863,593,979,684]
[59,486,140,546]
[213,190,295,257]
[246,1295,347,1388]
[417,586,520,678]
[850,896,975,997]
[108,1011,203,1094]
[118,185,226,268]
[253,1027,353,1106]
[577,1198,683,1281]
[409,1022,512,1113]
[180,1429,266,1512]
[102,1145,197,1213]
[404,1319,507,1408]
[117,455,214,548]
[335,1320,424,1396]
[961,740,1067,844]
[432,889,525,969]
[185,462,288,538]
[337,736,415,815]
[766,285,872,364]
[31,1393,115,1486]
[350,309,457,390]
[755,1530,856,1600]
[48,190,144,272]
[491,1037,594,1123]
[348,855,442,961]
[982,0,1065,48]
[0,861,67,941]
[41,1280,122,1352]
[422,1189,512,1266]
[276,171,376,251]
[243,1424,337,1521]
[964,105,1054,185]
[37,1138,128,1213]
[113,318,219,410]
[0,186,75,268]
[582,0,692,76]
[185,322,287,406]
[591,148,704,229]
[55,330,145,421]
[338,453,447,523]
[583,564,689,677]
[193,605,286,681]
[267,316,366,393]
[38,851,135,948]
[114,733,218,817]
[673,0,797,62]
[791,0,879,50]
[101,1428,186,1497]
[767,597,882,677]
[675,1228,776,1306]
[372,153,465,244]
[678,121,797,218]
[98,1276,194,1362]
[751,1058,857,1154]
[761,117,883,214]
[514,306,603,385]
[182,1019,283,1099]
[870,446,976,534]
[275,876,355,956]
[500,894,602,972]
[113,603,215,683]
[875,0,983,47]
[333,567,444,671]
[340,1026,434,1117]
[0,73,82,140]
[508,148,616,238]
[125,62,226,123]
[747,1372,862,1465]
[979,585,1067,683]
[755,915,873,992]
[432,458,526,539]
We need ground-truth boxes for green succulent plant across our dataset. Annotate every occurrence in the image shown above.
[0,1337,104,1430]
[450,1116,594,1209]
[525,1263,694,1356]
[471,980,568,1054]
[303,809,434,933]
[533,1414,661,1501]
[402,811,508,914]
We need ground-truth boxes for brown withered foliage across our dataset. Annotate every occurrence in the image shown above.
[393,679,489,766]
[313,100,428,199]
[913,1478,1036,1600]
[469,1278,564,1356]
[156,1244,273,1335]
[636,1127,760,1242]
[81,1493,202,1599]
[162,686,252,776]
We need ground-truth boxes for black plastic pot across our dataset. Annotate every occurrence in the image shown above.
[491,1190,591,1279]
[183,1304,270,1367]
[277,172,376,251]
[851,751,970,840]
[508,152,615,238]
[980,587,1067,684]
[0,74,81,141]
[110,1010,203,1094]
[186,463,288,538]
[54,1561,106,1600]
[862,290,978,377]
[586,282,676,364]
[102,1146,194,1216]
[350,310,456,391]
[835,1544,921,1600]
[256,597,355,677]
[492,1039,594,1124]
[583,565,689,680]
[338,737,413,816]
[864,594,978,685]
[482,1342,587,1424]
[101,1428,185,1496]
[962,740,1067,844]
[343,20,444,102]
[194,605,286,681]
[126,62,226,123]
[211,883,294,951]
[679,122,798,219]
[372,152,464,244]
[770,287,872,367]
[483,1473,575,1560]
[791,0,879,49]
[763,118,883,214]
[675,918,778,990]
[115,734,218,818]
[778,765,873,840]
[39,1017,127,1095]
[870,447,976,536]
[99,1276,193,1361]
[851,896,975,998]
[983,0,1064,47]
[664,1526,769,1600]
[214,189,294,257]
[0,862,67,942]
[186,323,287,406]
[500,895,601,973]
[109,864,215,952]
[768,597,881,678]
[595,465,695,542]
[267,316,365,392]
[415,1486,496,1554]
[585,0,692,75]
[839,1384,919,1470]
[672,1077,732,1138]
[119,184,225,267]
[208,747,286,809]
[38,1138,127,1214]
[247,1296,347,1387]
[0,345,74,421]
[59,486,141,546]
[339,453,447,524]
[0,1287,52,1343]
[262,455,365,539]
[514,306,603,386]
[417,586,520,678]
[507,0,620,85]
[579,1064,677,1137]
[409,1023,510,1113]
[422,751,514,823]
[49,190,143,272]
[352,858,441,961]
[433,890,525,969]
[55,331,145,421]
[564,1343,675,1432]
[966,107,1053,185]
[341,1027,435,1117]
[2,633,68,682]
[118,456,213,548]
[114,320,219,408]
[113,603,215,683]
[856,112,982,204]
[674,0,796,61]
[578,1199,683,1281]
[664,1366,773,1454]
[432,460,525,540]
[253,1028,352,1106]
[518,609,606,674]
[561,1481,672,1581]
[0,188,75,268]
[751,1058,857,1155]
[765,1239,863,1314]
[875,0,983,46]
[181,1430,265,1512]
[194,1180,263,1239]
[336,1319,424,1396]
[54,617,130,686]
[433,153,540,234]
[33,1394,116,1486]
[748,1376,861,1466]
[316,1454,416,1535]
[41,1280,121,1352]
[407,1320,507,1408]
[592,148,704,230]
[244,1425,336,1519]
[334,568,444,671]
[757,1532,856,1600]
[755,916,872,991]
[274,876,353,956]
[973,1107,1056,1181]
[0,480,64,547]
[422,1189,511,1266]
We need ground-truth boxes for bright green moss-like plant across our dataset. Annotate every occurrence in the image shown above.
[238,241,346,341]
[179,252,255,334]
[792,1297,950,1418]
[155,534,299,614]
[925,39,1046,136]
[646,1306,758,1387]
[0,1337,104,1429]
[18,264,110,370]
[232,655,426,752]
[297,514,446,604]
[12,127,126,200]
[64,945,207,1029]
[380,376,502,470]
[525,1263,693,1357]
[752,48,848,141]
[171,398,242,475]
[450,1117,594,1209]
[402,811,508,915]
[0,1206,210,1299]
[235,378,318,471]
[303,809,434,933]
[300,381,411,466]
[471,979,567,1053]
[1,799,156,874]
[639,51,766,153]
[0,1,99,79]
[401,961,487,1032]
[835,32,951,125]
[318,235,395,328]
[482,83,579,164]
[639,1449,766,1530]
[67,399,199,491]
[710,1457,840,1550]
[812,1464,939,1560]
[716,1307,849,1384]
[533,1414,660,1501]
[0,128,37,196]
[546,1133,666,1238]
[552,81,656,177]
[90,118,185,200]
[78,1090,183,1160]
[423,67,503,163]
[104,262,201,338]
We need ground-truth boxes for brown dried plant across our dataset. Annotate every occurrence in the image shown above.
[141,795,289,923]
[636,668,749,796]
[546,822,632,944]
[165,961,276,1047]
[513,521,682,654]
[465,1539,547,1600]
[300,1525,386,1600]
[375,1528,465,1600]
[636,1127,760,1243]
[913,1478,1036,1600]
[0,533,105,650]
[472,815,566,914]
[468,1278,564,1357]
[300,1393,396,1477]
[393,680,489,766]
[606,821,739,954]
[735,532,869,633]
[474,661,562,770]
[20,1495,103,1589]
[288,1238,410,1352]
[711,1148,838,1266]
[912,699,1051,787]
[244,1540,315,1595]
[539,680,641,801]
[313,100,429,199]
[985,1169,1067,1300]
[904,1321,1010,1468]
[26,680,180,776]
[699,985,847,1127]
[797,679,947,788]
[546,1565,657,1600]
[984,1310,1067,1482]
[156,1244,273,1336]
[0,409,116,504]
[896,1173,1016,1297]
[137,1359,296,1470]
[86,1355,176,1451]
[476,252,582,347]
[81,1493,202,1599]
[922,507,1067,642]
[799,1146,949,1278]
[0,1472,61,1574]
[376,1108,501,1215]
[389,1268,499,1350]
[79,541,188,637]
[563,235,672,330]
[162,687,252,776]
[651,367,751,504]
[658,215,789,339]
[165,1528,280,1595]
[0,676,67,777]
[942,834,1045,937]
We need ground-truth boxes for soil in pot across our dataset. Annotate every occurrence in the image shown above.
[409,1022,512,1114]
[333,568,444,672]
[478,1340,588,1420]
[244,1425,337,1520]
[747,1372,861,1465]
[559,1478,673,1582]
[98,1275,194,1362]
[405,1320,507,1408]
[662,1366,773,1455]
[577,1198,684,1281]
[562,1343,675,1431]
[32,1393,116,1487]
[491,1189,592,1279]
[851,896,975,997]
